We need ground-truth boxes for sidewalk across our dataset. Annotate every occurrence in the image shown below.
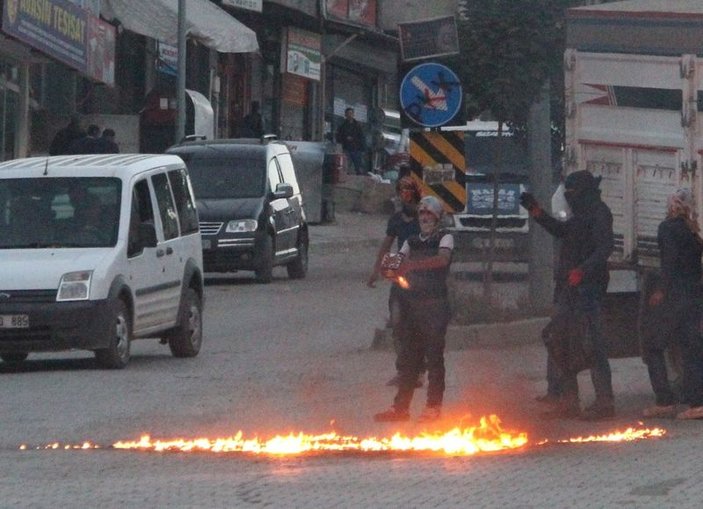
[309,210,546,351]
[309,210,387,255]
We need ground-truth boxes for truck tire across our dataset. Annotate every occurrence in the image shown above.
[94,299,131,369]
[287,232,308,279]
[167,288,203,358]
[255,235,274,283]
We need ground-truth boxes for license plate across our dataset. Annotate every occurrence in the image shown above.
[0,314,29,329]
[202,239,212,250]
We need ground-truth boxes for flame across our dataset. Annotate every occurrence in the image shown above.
[537,425,666,446]
[396,276,410,289]
[112,415,526,456]
[18,420,667,457]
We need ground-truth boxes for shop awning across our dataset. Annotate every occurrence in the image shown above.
[101,0,258,53]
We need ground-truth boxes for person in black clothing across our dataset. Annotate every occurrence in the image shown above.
[97,128,120,153]
[241,101,263,138]
[374,195,453,423]
[520,170,615,420]
[335,107,366,175]
[68,124,102,154]
[641,188,703,420]
[49,115,85,155]
[368,176,423,387]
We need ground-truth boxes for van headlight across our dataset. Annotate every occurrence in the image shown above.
[57,271,92,301]
[226,219,257,233]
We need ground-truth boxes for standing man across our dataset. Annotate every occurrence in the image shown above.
[68,124,102,154]
[49,115,85,155]
[374,195,454,423]
[520,170,615,421]
[97,128,120,153]
[336,107,366,175]
[367,176,423,387]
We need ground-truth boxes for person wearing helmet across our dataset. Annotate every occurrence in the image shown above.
[520,170,615,421]
[368,176,423,387]
[374,195,454,423]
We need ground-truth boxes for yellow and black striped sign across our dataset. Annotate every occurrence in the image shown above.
[409,131,466,212]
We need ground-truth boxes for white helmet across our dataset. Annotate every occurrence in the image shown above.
[418,195,443,220]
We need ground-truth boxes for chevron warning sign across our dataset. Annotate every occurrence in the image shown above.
[408,130,466,212]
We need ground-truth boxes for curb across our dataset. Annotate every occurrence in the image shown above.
[309,237,382,255]
[371,317,550,351]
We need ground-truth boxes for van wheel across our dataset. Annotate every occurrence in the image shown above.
[95,299,131,369]
[167,288,203,358]
[287,232,308,279]
[1,352,28,365]
[255,235,274,283]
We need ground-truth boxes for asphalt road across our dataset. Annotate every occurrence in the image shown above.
[2,245,703,508]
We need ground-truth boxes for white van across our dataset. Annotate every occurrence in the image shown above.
[0,154,204,368]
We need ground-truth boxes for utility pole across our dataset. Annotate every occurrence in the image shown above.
[528,81,554,309]
[176,0,187,144]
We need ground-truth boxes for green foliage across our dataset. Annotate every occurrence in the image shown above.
[451,0,578,129]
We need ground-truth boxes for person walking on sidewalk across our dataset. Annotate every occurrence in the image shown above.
[336,107,366,175]
[367,176,423,388]
[374,196,454,423]
[641,188,703,420]
[520,170,615,421]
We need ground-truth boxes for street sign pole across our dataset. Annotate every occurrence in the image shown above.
[176,0,186,145]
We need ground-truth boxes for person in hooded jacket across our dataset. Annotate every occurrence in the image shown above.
[520,170,615,420]
[373,195,454,423]
[641,188,703,420]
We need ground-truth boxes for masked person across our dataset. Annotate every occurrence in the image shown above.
[642,188,703,420]
[520,170,615,420]
[368,176,423,387]
[374,196,454,423]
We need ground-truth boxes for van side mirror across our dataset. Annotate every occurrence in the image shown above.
[138,222,157,248]
[273,182,294,199]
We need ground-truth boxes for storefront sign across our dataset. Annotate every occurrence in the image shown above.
[324,0,377,28]
[2,0,115,85]
[282,27,321,81]
[156,41,178,77]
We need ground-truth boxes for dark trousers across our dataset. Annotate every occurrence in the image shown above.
[554,286,613,406]
[644,291,703,407]
[346,150,364,174]
[393,296,450,411]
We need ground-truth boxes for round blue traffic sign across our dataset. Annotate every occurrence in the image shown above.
[400,63,462,128]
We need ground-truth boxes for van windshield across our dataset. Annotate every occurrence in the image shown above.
[183,157,266,199]
[0,177,121,249]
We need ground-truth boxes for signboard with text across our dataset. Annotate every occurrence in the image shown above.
[282,27,321,81]
[398,16,459,62]
[2,0,115,86]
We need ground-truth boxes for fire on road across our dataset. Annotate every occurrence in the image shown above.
[19,414,666,456]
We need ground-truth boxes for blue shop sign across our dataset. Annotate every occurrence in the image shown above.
[467,183,521,215]
[2,0,115,85]
[400,62,462,128]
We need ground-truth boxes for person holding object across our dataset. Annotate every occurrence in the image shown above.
[374,195,454,423]
[368,176,423,388]
[520,170,615,420]
[641,188,703,420]
[335,107,366,175]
